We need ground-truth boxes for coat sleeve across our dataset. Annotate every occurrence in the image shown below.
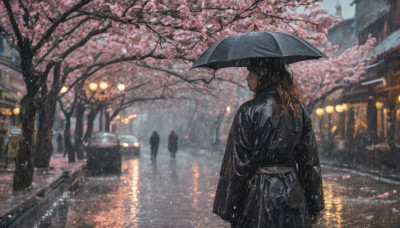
[213,106,254,222]
[296,105,324,214]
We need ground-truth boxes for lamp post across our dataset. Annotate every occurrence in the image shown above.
[336,105,345,139]
[315,108,324,135]
[88,81,126,132]
[375,102,384,138]
[325,105,334,140]
[12,106,20,126]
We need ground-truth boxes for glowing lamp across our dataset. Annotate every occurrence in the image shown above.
[118,83,126,92]
[325,106,334,114]
[342,103,348,111]
[60,86,68,94]
[13,107,20,115]
[315,108,324,116]
[335,105,344,113]
[375,102,384,110]
[89,82,98,91]
[99,81,108,90]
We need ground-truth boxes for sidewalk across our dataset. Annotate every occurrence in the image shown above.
[320,158,400,185]
[0,153,85,227]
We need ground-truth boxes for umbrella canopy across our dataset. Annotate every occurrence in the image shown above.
[191,31,327,70]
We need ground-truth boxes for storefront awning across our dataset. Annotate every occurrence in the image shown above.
[373,28,400,56]
[361,78,384,86]
[0,84,21,103]
[355,0,389,33]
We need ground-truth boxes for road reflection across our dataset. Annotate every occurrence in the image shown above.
[17,150,400,227]
[191,165,200,207]
[124,159,140,226]
[322,182,343,227]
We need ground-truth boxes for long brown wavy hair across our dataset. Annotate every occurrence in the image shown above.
[247,58,302,118]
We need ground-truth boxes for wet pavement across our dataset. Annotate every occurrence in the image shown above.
[18,147,400,227]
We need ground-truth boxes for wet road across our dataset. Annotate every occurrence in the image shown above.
[25,147,400,227]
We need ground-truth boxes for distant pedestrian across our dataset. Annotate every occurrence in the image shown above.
[168,130,178,159]
[57,133,63,153]
[149,131,160,160]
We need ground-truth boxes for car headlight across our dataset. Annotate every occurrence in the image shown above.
[133,142,140,147]
[122,143,129,147]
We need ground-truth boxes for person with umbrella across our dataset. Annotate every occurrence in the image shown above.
[192,32,325,227]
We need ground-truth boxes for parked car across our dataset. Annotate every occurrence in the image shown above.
[85,132,121,175]
[118,135,140,156]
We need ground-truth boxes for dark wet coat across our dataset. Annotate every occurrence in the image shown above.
[168,132,178,153]
[213,88,324,228]
[150,132,160,148]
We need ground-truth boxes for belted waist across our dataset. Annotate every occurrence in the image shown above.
[248,166,295,188]
[256,166,294,175]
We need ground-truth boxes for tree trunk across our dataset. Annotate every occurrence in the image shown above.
[83,107,99,142]
[34,64,61,168]
[13,94,36,190]
[34,98,47,167]
[34,97,57,168]
[13,38,36,191]
[64,114,75,162]
[75,101,85,159]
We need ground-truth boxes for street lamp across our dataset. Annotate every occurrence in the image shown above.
[88,81,126,132]
[60,86,68,94]
[375,102,384,110]
[335,105,344,113]
[315,108,324,116]
[13,107,20,116]
[226,105,231,116]
[89,82,98,91]
[99,81,108,90]
[376,102,384,137]
[316,108,324,135]
[325,105,334,141]
[117,83,126,92]
[342,103,348,111]
[325,105,334,114]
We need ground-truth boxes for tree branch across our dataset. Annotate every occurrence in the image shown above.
[32,0,91,53]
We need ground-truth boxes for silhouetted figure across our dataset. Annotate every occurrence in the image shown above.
[168,130,178,159]
[57,133,63,153]
[149,131,160,160]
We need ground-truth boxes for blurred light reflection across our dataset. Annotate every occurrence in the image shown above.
[191,165,200,206]
[322,182,343,227]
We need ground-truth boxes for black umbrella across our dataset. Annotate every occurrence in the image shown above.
[191,31,327,70]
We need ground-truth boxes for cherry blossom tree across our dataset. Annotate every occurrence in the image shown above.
[294,36,376,109]
[0,0,371,190]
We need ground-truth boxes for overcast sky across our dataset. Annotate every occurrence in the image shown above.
[318,0,355,19]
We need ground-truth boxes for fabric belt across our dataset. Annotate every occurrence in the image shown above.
[248,166,294,188]
[256,166,294,175]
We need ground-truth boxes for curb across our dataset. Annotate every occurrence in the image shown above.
[0,162,86,228]
[321,162,400,185]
